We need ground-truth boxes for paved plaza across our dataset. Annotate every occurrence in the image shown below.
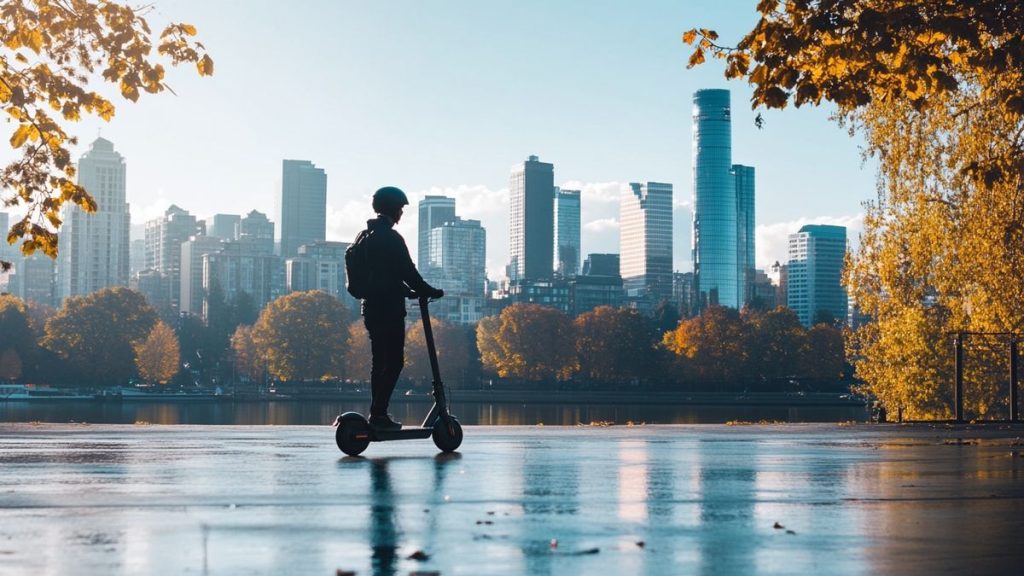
[1,423,1023,575]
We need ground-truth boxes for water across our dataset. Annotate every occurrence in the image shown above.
[0,399,868,425]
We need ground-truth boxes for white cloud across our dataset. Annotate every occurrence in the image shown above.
[411,184,509,219]
[326,197,372,244]
[132,189,171,224]
[561,180,623,204]
[583,217,619,232]
[755,213,864,270]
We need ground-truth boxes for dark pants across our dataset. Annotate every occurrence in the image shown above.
[365,315,405,418]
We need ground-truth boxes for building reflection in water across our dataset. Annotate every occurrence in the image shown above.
[697,438,756,575]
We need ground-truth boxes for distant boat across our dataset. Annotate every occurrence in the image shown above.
[95,386,226,402]
[0,384,95,402]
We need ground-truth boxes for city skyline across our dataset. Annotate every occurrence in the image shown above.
[0,1,873,282]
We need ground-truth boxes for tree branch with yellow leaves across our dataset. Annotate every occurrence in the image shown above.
[0,0,213,271]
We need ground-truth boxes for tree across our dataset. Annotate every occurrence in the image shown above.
[134,320,179,384]
[0,294,35,372]
[663,305,748,385]
[344,320,372,384]
[476,304,577,382]
[1,1,212,271]
[801,323,846,383]
[574,306,662,385]
[250,291,348,382]
[684,1,1024,417]
[405,317,470,387]
[230,324,263,384]
[746,307,807,386]
[42,287,157,386]
[0,349,22,382]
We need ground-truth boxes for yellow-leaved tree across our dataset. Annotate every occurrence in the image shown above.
[684,0,1024,418]
[250,291,347,383]
[1,0,213,270]
[476,304,577,382]
[134,320,179,384]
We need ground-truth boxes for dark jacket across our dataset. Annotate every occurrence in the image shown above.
[360,215,436,320]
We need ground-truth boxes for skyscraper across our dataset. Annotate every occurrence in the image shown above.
[428,217,487,324]
[692,89,758,311]
[418,195,456,271]
[734,164,756,305]
[554,187,581,277]
[144,204,203,311]
[280,160,326,258]
[57,137,130,302]
[508,155,554,281]
[692,89,738,309]
[787,224,848,327]
[620,182,673,303]
[179,234,223,316]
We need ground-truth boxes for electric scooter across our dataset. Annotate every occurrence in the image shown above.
[333,295,463,456]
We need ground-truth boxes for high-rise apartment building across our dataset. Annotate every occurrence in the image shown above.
[202,241,277,319]
[144,205,204,311]
[285,240,357,313]
[554,187,581,277]
[418,195,456,271]
[57,137,130,302]
[280,160,326,258]
[620,182,673,304]
[508,155,554,281]
[205,214,241,241]
[179,235,223,316]
[427,217,487,324]
[239,210,275,255]
[787,225,848,326]
[18,254,55,307]
[0,212,16,291]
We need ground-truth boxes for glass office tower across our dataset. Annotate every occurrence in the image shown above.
[554,187,581,277]
[418,195,457,271]
[692,89,738,309]
[733,164,755,305]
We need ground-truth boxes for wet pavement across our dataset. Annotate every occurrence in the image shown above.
[1,423,1023,575]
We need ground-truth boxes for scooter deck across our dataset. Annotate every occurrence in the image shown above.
[361,427,433,442]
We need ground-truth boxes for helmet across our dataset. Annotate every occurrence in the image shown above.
[372,186,409,216]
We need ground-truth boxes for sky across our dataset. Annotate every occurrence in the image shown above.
[2,0,876,279]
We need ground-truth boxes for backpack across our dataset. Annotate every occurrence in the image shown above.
[345,228,374,299]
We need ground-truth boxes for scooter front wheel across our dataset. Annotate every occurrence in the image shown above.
[335,412,371,456]
[432,417,463,453]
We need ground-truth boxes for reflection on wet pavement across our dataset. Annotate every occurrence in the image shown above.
[1,423,1023,575]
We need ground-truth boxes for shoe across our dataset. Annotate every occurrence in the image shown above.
[369,414,402,430]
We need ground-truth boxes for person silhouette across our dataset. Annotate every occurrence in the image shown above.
[357,187,443,430]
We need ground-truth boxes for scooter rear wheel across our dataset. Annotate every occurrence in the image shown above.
[432,417,463,453]
[335,412,371,456]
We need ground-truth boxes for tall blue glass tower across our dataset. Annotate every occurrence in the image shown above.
[734,164,756,305]
[692,89,738,309]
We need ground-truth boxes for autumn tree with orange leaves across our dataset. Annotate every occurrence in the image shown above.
[1,0,212,270]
